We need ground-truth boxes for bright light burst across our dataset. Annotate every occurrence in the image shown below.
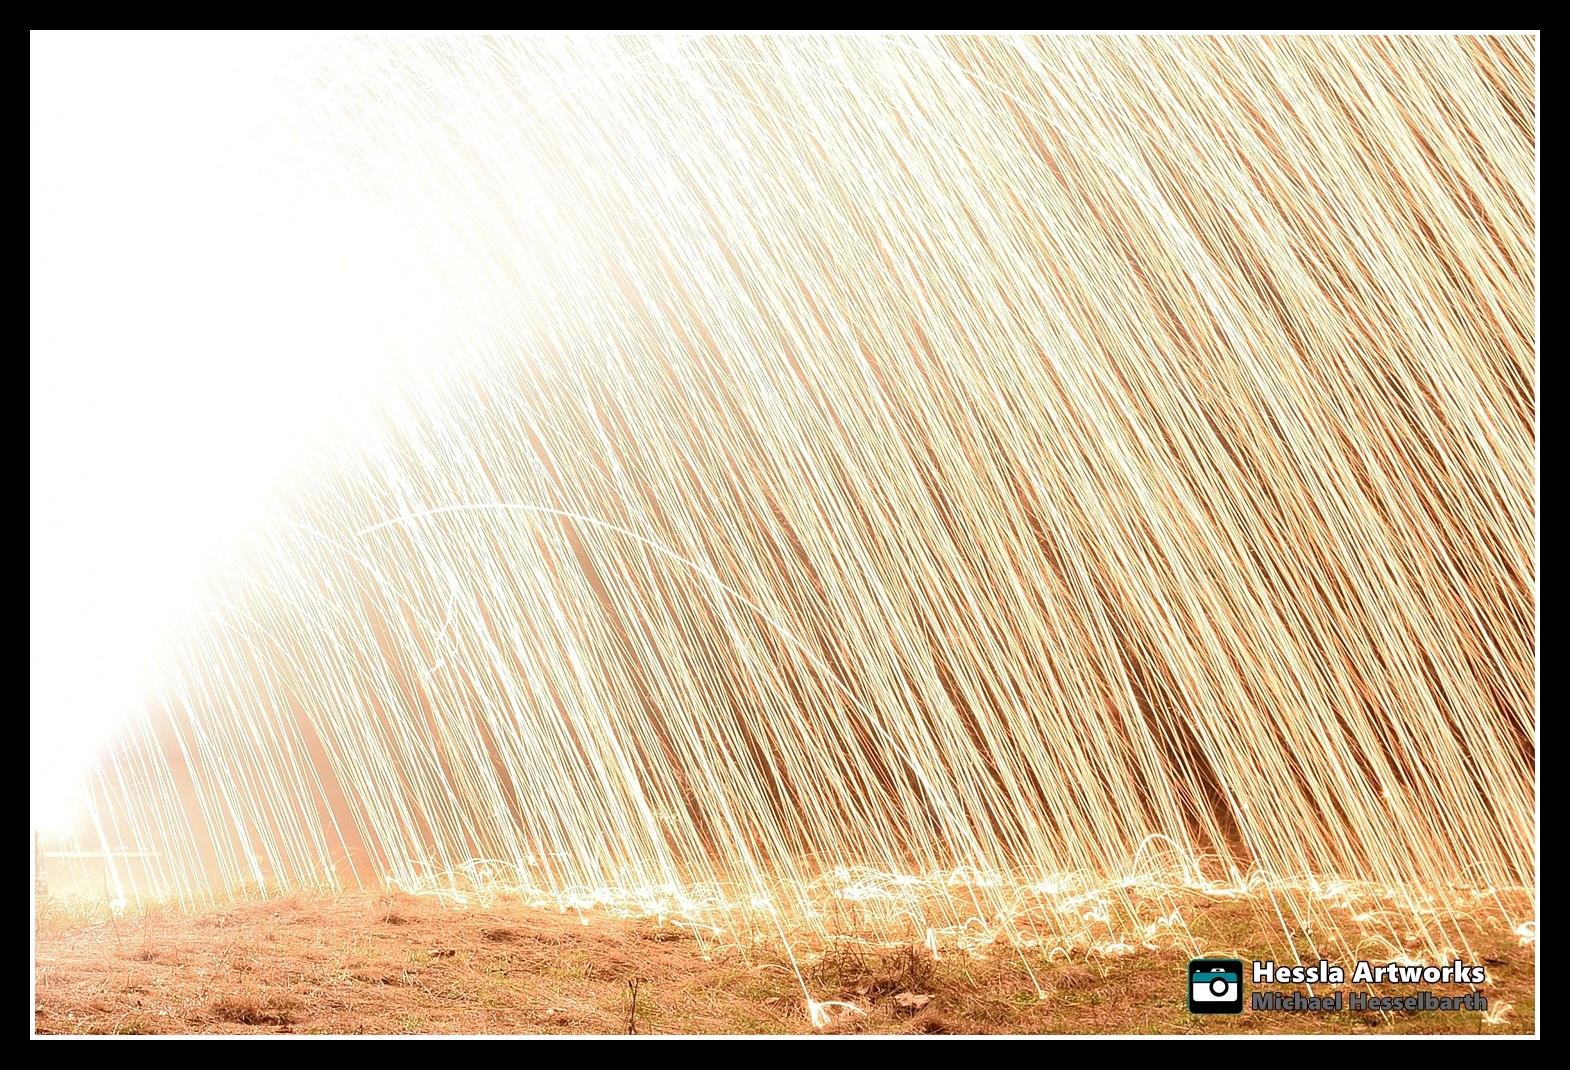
[32,34,1535,968]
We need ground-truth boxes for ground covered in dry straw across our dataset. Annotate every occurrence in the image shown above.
[33,889,1534,1036]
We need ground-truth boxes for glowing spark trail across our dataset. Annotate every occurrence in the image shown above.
[33,35,1535,968]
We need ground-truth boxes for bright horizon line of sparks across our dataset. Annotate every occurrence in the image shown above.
[35,35,1535,968]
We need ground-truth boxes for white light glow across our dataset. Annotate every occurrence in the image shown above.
[31,33,445,834]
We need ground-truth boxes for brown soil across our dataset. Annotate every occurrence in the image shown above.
[32,890,1535,1036]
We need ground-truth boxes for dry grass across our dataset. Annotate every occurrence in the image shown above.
[32,890,1534,1036]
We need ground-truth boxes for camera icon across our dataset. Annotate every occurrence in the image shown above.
[1188,958,1244,1014]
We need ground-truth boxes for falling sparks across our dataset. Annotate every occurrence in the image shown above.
[33,35,1535,971]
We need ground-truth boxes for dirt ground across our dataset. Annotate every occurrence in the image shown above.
[32,889,1535,1036]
